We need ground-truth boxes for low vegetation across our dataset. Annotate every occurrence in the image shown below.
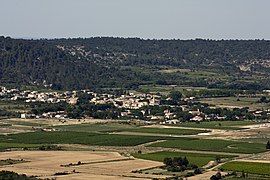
[129,127,209,135]
[220,161,270,175]
[0,143,41,151]
[0,131,173,147]
[0,159,26,166]
[149,138,266,154]
[179,121,259,130]
[0,171,37,180]
[200,97,270,111]
[55,123,137,133]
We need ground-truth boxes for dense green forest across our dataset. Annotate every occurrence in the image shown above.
[1,36,270,90]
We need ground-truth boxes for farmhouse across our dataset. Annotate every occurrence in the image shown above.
[190,115,204,122]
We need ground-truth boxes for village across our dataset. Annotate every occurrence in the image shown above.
[0,86,269,125]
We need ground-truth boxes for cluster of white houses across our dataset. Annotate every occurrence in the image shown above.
[1,86,270,123]
[0,86,78,104]
[21,111,67,119]
[1,86,160,109]
[90,93,160,109]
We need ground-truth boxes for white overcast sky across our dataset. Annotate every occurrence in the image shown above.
[0,0,270,39]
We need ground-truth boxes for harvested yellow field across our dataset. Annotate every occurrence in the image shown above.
[0,151,166,179]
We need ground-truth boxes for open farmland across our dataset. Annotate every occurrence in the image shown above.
[178,121,260,130]
[133,151,236,167]
[55,123,209,136]
[55,123,137,133]
[138,84,208,95]
[56,123,207,135]
[220,161,270,176]
[0,143,41,151]
[0,118,131,135]
[5,118,109,126]
[0,151,167,179]
[199,96,270,110]
[149,138,266,154]
[0,131,174,147]
[0,120,270,179]
[128,127,208,135]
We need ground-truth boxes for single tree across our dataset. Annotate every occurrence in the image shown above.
[169,91,182,103]
[163,157,173,167]
[194,168,202,174]
[259,96,268,103]
[266,141,270,150]
[241,171,246,178]
[182,156,189,166]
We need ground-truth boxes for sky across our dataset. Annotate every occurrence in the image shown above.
[1,0,270,40]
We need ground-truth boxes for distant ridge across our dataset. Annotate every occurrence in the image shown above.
[1,36,270,90]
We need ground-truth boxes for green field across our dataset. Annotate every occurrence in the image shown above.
[182,70,230,80]
[179,121,259,130]
[149,138,266,154]
[0,143,41,150]
[55,123,137,133]
[0,131,172,147]
[138,84,211,96]
[200,97,270,110]
[133,151,236,167]
[221,161,270,175]
[56,123,207,135]
[224,175,270,180]
[242,137,270,144]
[129,127,208,135]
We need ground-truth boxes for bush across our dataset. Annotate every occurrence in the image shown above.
[163,156,197,172]
[38,145,61,151]
[0,171,37,180]
[266,141,270,150]
[167,166,186,172]
[54,172,69,176]
[210,172,222,180]
[189,163,198,169]
[185,172,195,177]
[194,168,202,174]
